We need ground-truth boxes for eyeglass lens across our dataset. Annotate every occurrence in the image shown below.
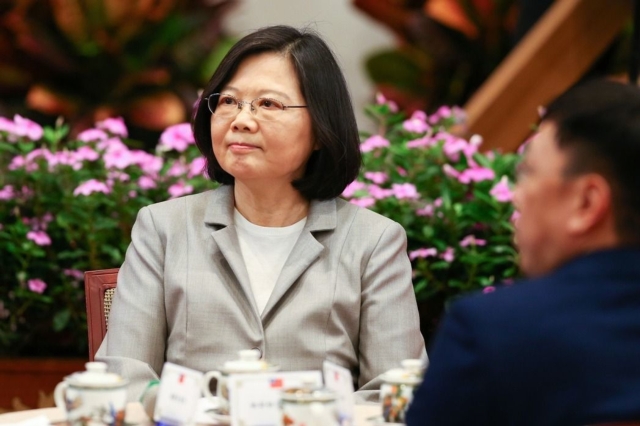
[207,94,287,121]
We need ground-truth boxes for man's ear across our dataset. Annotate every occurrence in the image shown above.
[566,174,612,235]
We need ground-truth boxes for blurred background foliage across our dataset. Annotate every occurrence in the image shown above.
[354,0,634,115]
[0,0,237,149]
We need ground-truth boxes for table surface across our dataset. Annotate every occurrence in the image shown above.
[0,402,383,425]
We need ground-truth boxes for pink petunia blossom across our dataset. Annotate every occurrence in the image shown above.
[27,278,47,294]
[97,117,128,137]
[188,157,207,178]
[368,184,395,200]
[158,123,194,152]
[13,115,43,140]
[166,161,188,177]
[403,110,430,134]
[360,135,390,153]
[0,117,16,136]
[73,179,111,196]
[407,135,436,149]
[364,171,388,185]
[375,92,399,112]
[460,235,487,247]
[27,230,52,246]
[168,181,193,198]
[392,183,419,200]
[490,176,513,202]
[442,134,470,162]
[349,197,376,208]
[138,176,157,190]
[409,247,438,260]
[0,185,15,200]
[74,146,100,162]
[441,247,455,262]
[77,128,109,142]
[342,181,367,198]
[63,269,84,280]
[457,166,496,184]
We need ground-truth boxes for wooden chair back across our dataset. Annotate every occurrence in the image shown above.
[84,268,119,361]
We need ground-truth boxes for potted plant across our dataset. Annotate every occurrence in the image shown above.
[342,95,522,341]
[0,114,211,409]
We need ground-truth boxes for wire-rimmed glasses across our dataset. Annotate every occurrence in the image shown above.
[204,93,307,121]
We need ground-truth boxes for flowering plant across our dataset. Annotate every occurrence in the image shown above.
[0,115,211,356]
[343,96,521,326]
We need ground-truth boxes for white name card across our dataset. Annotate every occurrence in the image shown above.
[153,362,204,425]
[323,360,355,425]
[227,370,323,426]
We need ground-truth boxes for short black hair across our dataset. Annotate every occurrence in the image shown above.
[192,25,361,200]
[543,79,640,244]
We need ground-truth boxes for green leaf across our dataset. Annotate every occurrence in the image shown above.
[52,309,71,332]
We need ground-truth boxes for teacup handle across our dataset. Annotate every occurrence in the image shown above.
[53,382,68,410]
[202,370,222,398]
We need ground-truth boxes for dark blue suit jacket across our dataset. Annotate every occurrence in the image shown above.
[406,248,640,426]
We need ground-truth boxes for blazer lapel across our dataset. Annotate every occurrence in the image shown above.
[204,186,261,320]
[261,198,337,321]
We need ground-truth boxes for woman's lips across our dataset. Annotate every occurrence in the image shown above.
[228,142,259,152]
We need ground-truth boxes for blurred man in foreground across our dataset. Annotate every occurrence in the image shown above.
[406,79,640,426]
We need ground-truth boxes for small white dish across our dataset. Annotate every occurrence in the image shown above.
[205,407,231,425]
[193,397,230,425]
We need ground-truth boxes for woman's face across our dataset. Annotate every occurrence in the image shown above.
[210,52,315,187]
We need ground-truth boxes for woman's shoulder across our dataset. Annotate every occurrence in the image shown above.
[334,197,404,233]
[141,189,216,223]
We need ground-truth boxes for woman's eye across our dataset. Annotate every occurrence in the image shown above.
[219,96,236,105]
[257,99,282,109]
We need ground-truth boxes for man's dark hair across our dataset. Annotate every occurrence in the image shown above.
[192,25,361,201]
[544,79,640,244]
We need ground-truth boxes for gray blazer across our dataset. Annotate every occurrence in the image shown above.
[97,186,425,405]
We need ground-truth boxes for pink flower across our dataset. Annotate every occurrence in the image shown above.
[392,183,419,200]
[74,146,99,162]
[490,176,513,202]
[416,203,435,217]
[443,164,460,179]
[0,117,16,135]
[460,235,487,247]
[397,167,407,177]
[13,115,43,140]
[442,134,470,162]
[27,278,47,294]
[8,155,27,170]
[441,247,455,262]
[0,185,15,200]
[375,93,399,112]
[188,157,207,178]
[407,136,435,149]
[158,123,194,152]
[360,135,390,153]
[403,111,430,134]
[63,269,84,280]
[457,166,495,184]
[368,185,395,200]
[364,171,388,185]
[27,230,52,246]
[138,176,157,190]
[73,179,111,196]
[168,181,193,198]
[342,181,367,198]
[409,247,438,260]
[97,117,128,137]
[349,197,376,208]
[483,286,496,294]
[77,128,109,142]
[166,161,188,177]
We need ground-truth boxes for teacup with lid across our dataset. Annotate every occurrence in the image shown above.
[54,361,128,426]
[280,385,341,426]
[202,349,279,415]
[380,359,424,423]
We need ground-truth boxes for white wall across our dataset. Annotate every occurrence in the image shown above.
[222,0,396,131]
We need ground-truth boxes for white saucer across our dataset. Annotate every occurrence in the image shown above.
[193,397,230,425]
[367,415,405,425]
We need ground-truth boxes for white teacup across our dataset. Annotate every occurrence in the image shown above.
[380,359,424,423]
[54,362,128,426]
[202,349,279,415]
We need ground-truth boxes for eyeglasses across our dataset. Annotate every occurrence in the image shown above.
[204,93,307,121]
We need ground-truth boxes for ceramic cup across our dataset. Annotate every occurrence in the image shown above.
[202,349,279,415]
[54,361,128,426]
[380,359,424,423]
[281,386,340,426]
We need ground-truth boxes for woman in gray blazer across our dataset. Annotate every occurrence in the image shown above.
[97,25,425,410]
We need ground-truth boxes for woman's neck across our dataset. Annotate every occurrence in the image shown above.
[233,181,310,227]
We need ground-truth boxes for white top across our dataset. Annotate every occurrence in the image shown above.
[234,209,306,314]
